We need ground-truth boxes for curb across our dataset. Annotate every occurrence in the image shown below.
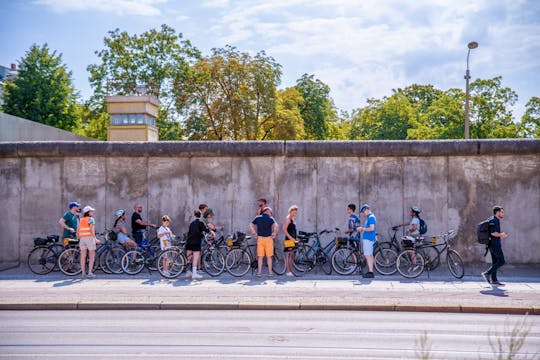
[1,303,537,315]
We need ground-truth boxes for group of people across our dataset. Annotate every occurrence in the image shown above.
[57,198,508,283]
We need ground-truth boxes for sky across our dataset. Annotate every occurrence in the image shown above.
[1,0,539,119]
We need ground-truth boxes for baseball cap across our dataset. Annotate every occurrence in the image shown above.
[69,201,81,209]
[83,205,95,213]
[360,204,370,213]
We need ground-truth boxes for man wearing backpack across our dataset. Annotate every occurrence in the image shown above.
[481,206,508,286]
[397,205,425,246]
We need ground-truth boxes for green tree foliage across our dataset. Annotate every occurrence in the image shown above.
[295,74,336,140]
[87,24,199,139]
[2,44,80,131]
[264,87,305,140]
[469,76,519,138]
[519,97,540,138]
[75,102,109,140]
[177,46,282,140]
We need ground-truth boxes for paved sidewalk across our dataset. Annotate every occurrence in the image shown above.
[1,264,539,314]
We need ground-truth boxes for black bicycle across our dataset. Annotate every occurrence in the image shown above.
[27,235,66,274]
[292,228,341,275]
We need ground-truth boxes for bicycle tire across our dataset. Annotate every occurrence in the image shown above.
[419,246,440,271]
[319,251,333,275]
[157,249,185,278]
[374,247,398,275]
[49,243,65,272]
[292,245,312,273]
[447,249,464,279]
[331,247,358,275]
[27,246,56,275]
[272,251,287,275]
[225,248,251,277]
[97,248,112,274]
[57,247,82,276]
[202,248,225,277]
[104,246,126,274]
[121,250,145,275]
[396,249,425,278]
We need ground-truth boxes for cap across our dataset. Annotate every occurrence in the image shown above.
[262,207,272,213]
[83,205,95,213]
[69,201,81,209]
[360,204,370,213]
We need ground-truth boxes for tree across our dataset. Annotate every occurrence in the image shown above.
[2,44,80,131]
[87,25,199,139]
[295,74,336,140]
[264,87,305,140]
[519,97,540,138]
[177,46,282,140]
[469,76,519,138]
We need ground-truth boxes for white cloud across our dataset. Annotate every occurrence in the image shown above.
[34,0,167,16]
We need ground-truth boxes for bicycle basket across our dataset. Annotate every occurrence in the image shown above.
[47,235,60,242]
[297,235,309,243]
[228,231,245,246]
[33,237,48,246]
[335,237,348,246]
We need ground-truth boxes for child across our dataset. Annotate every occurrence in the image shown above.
[157,215,173,275]
[186,210,209,280]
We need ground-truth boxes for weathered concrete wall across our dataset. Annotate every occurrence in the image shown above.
[0,112,94,141]
[0,140,539,269]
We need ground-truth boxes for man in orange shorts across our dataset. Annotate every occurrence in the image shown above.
[249,207,278,277]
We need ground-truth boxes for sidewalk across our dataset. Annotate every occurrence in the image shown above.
[1,264,539,314]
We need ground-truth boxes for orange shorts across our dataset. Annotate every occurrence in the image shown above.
[257,236,274,257]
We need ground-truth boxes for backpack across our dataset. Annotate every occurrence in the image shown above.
[477,218,491,245]
[418,217,428,235]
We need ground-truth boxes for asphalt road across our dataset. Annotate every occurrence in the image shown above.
[1,310,538,359]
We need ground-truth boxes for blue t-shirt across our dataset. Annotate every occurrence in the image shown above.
[251,214,276,237]
[348,214,361,240]
[362,213,377,241]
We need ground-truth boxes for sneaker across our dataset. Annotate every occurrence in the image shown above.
[185,270,192,278]
[191,273,203,280]
[267,273,273,278]
[162,270,171,277]
[481,272,491,284]
[87,273,95,279]
[491,280,505,286]
[256,273,262,278]
[81,274,86,280]
[362,272,374,279]
[286,272,293,277]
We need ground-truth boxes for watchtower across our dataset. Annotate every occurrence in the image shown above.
[106,95,159,141]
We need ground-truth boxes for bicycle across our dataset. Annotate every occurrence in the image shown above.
[120,233,163,275]
[156,232,226,279]
[396,230,464,279]
[57,232,114,276]
[27,234,65,274]
[292,228,340,275]
[224,232,286,277]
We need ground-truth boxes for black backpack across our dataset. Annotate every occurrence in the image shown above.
[476,218,491,245]
[418,217,428,235]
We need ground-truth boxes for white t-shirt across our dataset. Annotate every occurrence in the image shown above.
[409,217,420,237]
[157,226,172,250]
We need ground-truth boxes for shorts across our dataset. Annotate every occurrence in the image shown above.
[79,237,96,251]
[362,239,374,256]
[117,232,131,245]
[186,240,201,252]
[402,235,416,249]
[257,236,274,257]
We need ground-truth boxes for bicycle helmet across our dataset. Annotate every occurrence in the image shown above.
[114,209,125,218]
[411,205,422,214]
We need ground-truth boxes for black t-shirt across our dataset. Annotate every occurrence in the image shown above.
[285,218,297,240]
[488,216,501,245]
[251,214,276,237]
[187,219,209,244]
[132,212,144,233]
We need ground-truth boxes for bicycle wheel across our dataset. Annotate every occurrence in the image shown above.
[202,248,225,277]
[157,249,185,278]
[396,249,425,278]
[374,248,398,275]
[225,248,251,277]
[331,248,358,275]
[292,245,312,274]
[97,249,112,274]
[27,246,57,275]
[418,246,441,271]
[121,250,145,275]
[272,251,287,275]
[57,248,82,276]
[319,252,333,275]
[49,243,65,272]
[104,246,126,274]
[447,249,464,279]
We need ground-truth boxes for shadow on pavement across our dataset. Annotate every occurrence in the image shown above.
[480,287,509,297]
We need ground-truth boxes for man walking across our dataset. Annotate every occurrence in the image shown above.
[249,207,278,277]
[482,206,508,286]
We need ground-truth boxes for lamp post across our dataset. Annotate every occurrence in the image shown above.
[464,41,478,139]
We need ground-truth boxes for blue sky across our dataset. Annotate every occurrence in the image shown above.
[1,0,539,119]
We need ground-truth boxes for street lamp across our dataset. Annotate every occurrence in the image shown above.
[464,41,478,139]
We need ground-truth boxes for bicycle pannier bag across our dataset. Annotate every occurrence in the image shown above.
[477,218,491,245]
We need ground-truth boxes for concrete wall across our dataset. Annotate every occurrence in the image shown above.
[0,112,94,142]
[0,140,539,269]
